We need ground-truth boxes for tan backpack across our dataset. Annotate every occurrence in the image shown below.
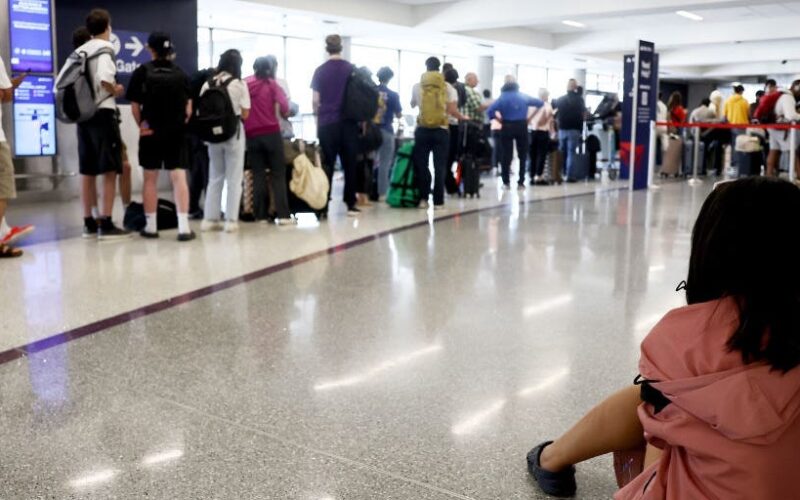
[418,71,448,128]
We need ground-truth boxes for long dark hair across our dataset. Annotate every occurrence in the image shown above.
[686,177,800,371]
[216,49,243,80]
[667,91,683,111]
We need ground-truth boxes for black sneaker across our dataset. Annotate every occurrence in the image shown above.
[177,231,196,242]
[347,206,361,217]
[527,442,577,498]
[98,220,132,241]
[140,230,160,239]
[82,218,98,239]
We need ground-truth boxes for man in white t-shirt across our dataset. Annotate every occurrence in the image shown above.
[67,9,129,239]
[0,60,33,258]
[766,80,800,179]
[410,57,467,209]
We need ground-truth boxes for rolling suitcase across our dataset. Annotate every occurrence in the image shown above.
[737,151,762,177]
[545,148,563,184]
[460,155,480,198]
[661,135,683,177]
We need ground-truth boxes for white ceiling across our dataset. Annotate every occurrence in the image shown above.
[210,0,800,79]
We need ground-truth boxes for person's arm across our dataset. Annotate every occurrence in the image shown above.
[528,97,545,109]
[447,100,469,121]
[274,81,290,118]
[0,73,26,103]
[410,84,419,109]
[312,90,321,116]
[486,99,500,122]
[185,99,192,124]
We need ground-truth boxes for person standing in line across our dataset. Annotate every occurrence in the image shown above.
[311,34,360,217]
[71,25,134,226]
[265,55,298,140]
[126,32,195,241]
[0,57,33,257]
[187,65,215,220]
[443,68,464,194]
[200,49,251,233]
[724,84,750,167]
[374,66,402,201]
[766,80,800,181]
[486,76,544,189]
[528,88,554,186]
[553,79,585,182]
[66,9,130,240]
[245,57,291,224]
[410,57,467,209]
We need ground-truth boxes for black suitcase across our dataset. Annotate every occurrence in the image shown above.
[682,138,706,177]
[737,151,762,177]
[460,154,480,198]
[569,152,590,181]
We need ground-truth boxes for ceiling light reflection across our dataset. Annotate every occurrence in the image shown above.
[141,449,184,466]
[676,10,703,21]
[452,399,507,435]
[314,345,443,391]
[517,368,570,397]
[69,469,118,488]
[524,294,574,317]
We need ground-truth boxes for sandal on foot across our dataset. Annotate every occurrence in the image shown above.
[527,441,577,498]
[0,243,23,258]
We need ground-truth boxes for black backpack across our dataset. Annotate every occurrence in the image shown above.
[191,76,239,143]
[142,62,188,133]
[123,199,178,231]
[343,68,380,122]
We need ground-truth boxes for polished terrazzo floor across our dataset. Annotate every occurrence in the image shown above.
[0,178,708,499]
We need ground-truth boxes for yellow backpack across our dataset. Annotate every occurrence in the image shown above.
[418,71,447,128]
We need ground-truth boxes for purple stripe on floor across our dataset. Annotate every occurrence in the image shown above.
[0,189,621,366]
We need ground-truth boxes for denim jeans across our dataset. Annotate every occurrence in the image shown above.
[375,129,396,197]
[204,131,245,222]
[559,129,582,180]
[413,127,449,206]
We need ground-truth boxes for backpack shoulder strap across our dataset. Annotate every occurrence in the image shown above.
[85,46,115,61]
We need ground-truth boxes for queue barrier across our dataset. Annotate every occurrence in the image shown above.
[649,120,800,187]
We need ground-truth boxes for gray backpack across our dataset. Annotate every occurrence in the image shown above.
[55,47,115,124]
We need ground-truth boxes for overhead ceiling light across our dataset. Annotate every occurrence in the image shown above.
[562,20,586,28]
[676,10,703,21]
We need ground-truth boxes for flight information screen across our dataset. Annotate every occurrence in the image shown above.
[13,76,57,156]
[9,0,54,74]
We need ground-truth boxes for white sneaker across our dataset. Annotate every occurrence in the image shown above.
[419,201,430,210]
[275,217,297,226]
[224,221,239,233]
[201,220,223,232]
[433,204,446,211]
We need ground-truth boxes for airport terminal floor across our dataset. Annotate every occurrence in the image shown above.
[0,176,703,499]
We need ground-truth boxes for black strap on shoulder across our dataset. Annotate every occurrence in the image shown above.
[634,375,671,414]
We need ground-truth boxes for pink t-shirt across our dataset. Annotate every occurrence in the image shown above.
[243,76,289,139]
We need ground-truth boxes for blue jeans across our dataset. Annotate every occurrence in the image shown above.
[559,129,581,180]
[375,129,396,197]
[413,127,449,206]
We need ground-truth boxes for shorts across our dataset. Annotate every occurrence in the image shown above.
[139,132,188,170]
[768,128,798,152]
[0,142,15,200]
[77,109,123,176]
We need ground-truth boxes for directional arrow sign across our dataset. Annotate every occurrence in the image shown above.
[125,36,144,57]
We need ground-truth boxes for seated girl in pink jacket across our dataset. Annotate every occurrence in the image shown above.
[527,177,800,499]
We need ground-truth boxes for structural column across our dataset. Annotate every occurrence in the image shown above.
[477,55,494,97]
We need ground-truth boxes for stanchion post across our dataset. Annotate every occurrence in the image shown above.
[648,120,657,188]
[688,126,703,186]
[791,122,797,183]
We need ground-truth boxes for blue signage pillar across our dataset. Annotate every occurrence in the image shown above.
[620,41,657,190]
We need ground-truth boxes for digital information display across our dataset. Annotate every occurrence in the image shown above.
[13,76,56,156]
[9,0,54,74]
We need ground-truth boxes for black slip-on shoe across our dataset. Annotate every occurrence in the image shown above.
[526,442,577,498]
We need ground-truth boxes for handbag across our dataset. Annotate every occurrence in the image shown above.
[290,153,329,210]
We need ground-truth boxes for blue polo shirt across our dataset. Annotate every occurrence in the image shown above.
[487,83,543,122]
[378,84,402,133]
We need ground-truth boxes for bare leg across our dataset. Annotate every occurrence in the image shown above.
[142,170,159,214]
[644,444,663,469]
[767,150,781,178]
[169,169,189,213]
[81,175,98,218]
[540,386,644,472]
[100,172,117,218]
[119,160,132,206]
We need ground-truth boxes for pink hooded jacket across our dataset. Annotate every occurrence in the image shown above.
[616,297,800,500]
[243,76,289,139]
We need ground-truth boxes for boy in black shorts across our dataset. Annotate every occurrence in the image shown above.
[126,32,195,241]
[71,9,130,240]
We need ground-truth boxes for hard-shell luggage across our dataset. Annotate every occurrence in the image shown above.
[545,148,563,184]
[570,152,590,181]
[661,135,683,177]
[737,151,762,177]
[460,155,480,198]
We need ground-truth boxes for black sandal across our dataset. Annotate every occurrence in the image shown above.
[0,243,23,258]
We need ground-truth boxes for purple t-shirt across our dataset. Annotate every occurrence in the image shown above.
[311,59,353,127]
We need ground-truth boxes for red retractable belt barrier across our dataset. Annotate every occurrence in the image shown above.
[655,121,800,131]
